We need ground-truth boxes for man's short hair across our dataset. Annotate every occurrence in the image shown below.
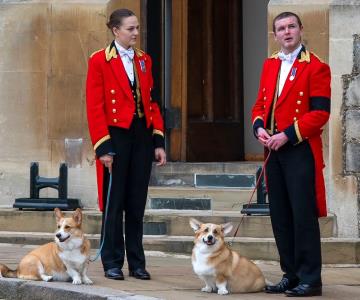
[272,12,302,32]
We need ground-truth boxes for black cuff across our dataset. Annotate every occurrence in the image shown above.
[284,125,300,145]
[95,139,115,157]
[253,119,264,138]
[153,134,165,149]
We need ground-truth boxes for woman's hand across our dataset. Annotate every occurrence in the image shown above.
[99,154,113,173]
[155,148,166,166]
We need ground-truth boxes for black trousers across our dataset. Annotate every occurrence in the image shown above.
[266,141,322,286]
[101,117,153,271]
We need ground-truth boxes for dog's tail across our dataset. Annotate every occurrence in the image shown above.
[0,263,17,278]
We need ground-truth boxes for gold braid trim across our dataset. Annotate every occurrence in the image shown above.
[105,44,117,61]
[134,47,145,57]
[299,50,310,63]
[252,116,264,125]
[270,51,279,59]
[90,48,103,58]
[153,129,164,137]
[311,51,324,63]
[94,135,111,151]
[294,121,303,143]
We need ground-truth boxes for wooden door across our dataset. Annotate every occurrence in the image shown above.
[186,0,243,161]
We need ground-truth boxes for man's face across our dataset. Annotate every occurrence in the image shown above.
[273,16,303,54]
[113,15,139,49]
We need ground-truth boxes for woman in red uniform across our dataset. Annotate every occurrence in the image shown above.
[86,8,166,281]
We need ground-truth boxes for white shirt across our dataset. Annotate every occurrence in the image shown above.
[278,44,302,96]
[114,40,134,84]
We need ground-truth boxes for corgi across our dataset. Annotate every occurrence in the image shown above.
[0,208,92,285]
[189,218,266,295]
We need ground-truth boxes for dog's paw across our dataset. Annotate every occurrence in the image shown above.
[72,278,82,285]
[41,275,53,282]
[82,276,93,285]
[201,286,213,293]
[217,289,229,295]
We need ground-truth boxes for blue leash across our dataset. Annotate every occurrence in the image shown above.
[90,172,112,262]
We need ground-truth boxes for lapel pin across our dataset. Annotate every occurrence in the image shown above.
[289,67,297,81]
[140,60,146,72]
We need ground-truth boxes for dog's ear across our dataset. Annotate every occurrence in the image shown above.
[73,208,82,226]
[54,208,63,222]
[189,218,202,232]
[222,223,233,236]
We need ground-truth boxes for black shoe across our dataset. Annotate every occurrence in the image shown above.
[104,267,124,280]
[129,268,151,280]
[265,277,299,294]
[285,284,322,297]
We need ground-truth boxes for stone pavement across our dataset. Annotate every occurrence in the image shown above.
[0,243,359,299]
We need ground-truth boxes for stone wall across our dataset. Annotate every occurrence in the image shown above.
[0,0,140,208]
[328,1,360,237]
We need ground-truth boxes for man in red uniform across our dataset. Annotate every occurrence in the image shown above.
[252,12,330,297]
[86,9,166,281]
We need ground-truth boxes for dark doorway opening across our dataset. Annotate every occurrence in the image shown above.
[186,0,244,161]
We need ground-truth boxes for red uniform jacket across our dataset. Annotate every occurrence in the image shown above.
[86,41,164,211]
[252,47,331,217]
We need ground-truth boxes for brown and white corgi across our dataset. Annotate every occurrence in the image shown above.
[190,218,265,295]
[0,208,92,285]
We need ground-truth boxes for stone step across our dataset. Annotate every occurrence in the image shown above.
[148,186,256,211]
[0,232,358,264]
[149,162,261,187]
[0,209,335,238]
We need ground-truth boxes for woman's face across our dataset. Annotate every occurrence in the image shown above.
[113,15,139,49]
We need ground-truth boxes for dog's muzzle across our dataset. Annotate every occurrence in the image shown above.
[203,235,216,246]
[56,233,70,243]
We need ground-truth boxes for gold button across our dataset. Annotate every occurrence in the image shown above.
[150,106,153,111]
[297,100,301,105]
[263,105,266,109]
[150,116,153,121]
[112,99,116,104]
[112,108,116,113]
[293,117,297,121]
[113,118,117,123]
[299,91,303,96]
[295,109,299,113]
[262,88,266,92]
[264,96,267,100]
[111,89,115,94]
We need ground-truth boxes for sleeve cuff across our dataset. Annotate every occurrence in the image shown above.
[253,118,264,138]
[95,138,115,157]
[284,121,303,145]
[153,133,165,149]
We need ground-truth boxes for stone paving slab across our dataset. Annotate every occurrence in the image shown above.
[0,244,360,299]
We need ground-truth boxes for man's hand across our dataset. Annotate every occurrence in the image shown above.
[256,127,271,146]
[99,154,113,173]
[266,132,289,151]
[155,148,166,166]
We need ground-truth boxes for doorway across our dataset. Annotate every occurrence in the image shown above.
[186,0,243,161]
